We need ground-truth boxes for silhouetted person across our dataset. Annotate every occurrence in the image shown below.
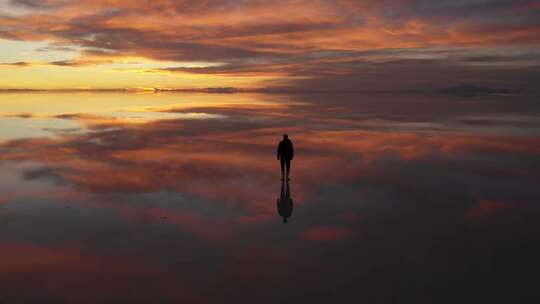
[277,180,293,223]
[277,134,294,180]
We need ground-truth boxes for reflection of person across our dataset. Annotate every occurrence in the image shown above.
[277,180,294,223]
[277,134,294,180]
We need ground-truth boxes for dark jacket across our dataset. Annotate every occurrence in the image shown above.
[277,139,294,160]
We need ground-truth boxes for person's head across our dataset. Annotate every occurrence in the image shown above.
[283,134,288,140]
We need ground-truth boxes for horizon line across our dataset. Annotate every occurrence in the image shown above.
[0,87,433,94]
[0,84,533,95]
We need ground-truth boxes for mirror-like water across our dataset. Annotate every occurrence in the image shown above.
[1,92,539,303]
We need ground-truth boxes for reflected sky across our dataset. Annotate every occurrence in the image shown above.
[1,92,539,303]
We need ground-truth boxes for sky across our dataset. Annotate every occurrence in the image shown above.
[0,0,540,89]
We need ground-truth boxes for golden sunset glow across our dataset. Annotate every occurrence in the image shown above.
[1,1,539,303]
[1,0,539,90]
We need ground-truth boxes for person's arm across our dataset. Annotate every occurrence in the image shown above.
[277,143,281,160]
[290,142,294,160]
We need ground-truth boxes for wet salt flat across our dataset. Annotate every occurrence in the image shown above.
[0,92,539,303]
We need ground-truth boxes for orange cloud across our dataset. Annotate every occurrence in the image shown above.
[1,0,539,89]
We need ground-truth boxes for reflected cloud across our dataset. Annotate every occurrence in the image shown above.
[1,93,539,209]
[0,92,539,302]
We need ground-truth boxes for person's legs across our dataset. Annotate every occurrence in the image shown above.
[280,159,285,178]
[285,159,291,179]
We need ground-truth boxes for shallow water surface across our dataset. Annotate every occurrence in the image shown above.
[1,92,539,303]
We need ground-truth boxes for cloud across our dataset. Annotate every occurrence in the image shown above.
[0,59,113,68]
[1,0,539,89]
[22,166,73,183]
[3,112,34,118]
[0,61,30,66]
[9,0,66,9]
[49,59,112,67]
